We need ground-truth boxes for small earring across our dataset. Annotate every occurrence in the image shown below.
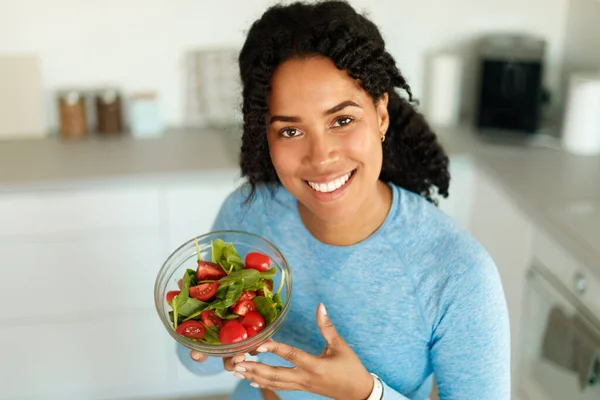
[381,133,386,143]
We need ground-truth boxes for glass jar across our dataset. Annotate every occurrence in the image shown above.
[57,90,87,139]
[95,88,123,135]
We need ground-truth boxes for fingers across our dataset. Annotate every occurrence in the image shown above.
[253,340,316,369]
[189,350,208,363]
[233,361,307,392]
[315,303,341,347]
[223,354,246,372]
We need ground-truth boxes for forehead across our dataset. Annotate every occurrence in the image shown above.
[268,57,367,113]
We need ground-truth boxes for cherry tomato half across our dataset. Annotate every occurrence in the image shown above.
[241,311,265,333]
[176,321,206,339]
[232,299,257,316]
[238,290,256,302]
[189,281,219,301]
[201,310,223,329]
[244,252,272,273]
[246,327,259,338]
[196,261,227,281]
[166,290,181,303]
[219,321,248,344]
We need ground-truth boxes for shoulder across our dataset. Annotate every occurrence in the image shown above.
[386,184,504,317]
[212,182,295,231]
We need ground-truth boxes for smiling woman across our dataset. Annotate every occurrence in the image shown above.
[177,1,510,400]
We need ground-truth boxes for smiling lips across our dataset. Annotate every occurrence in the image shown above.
[306,170,355,193]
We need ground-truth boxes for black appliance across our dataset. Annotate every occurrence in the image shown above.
[475,35,546,133]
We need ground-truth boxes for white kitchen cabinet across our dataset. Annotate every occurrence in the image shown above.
[438,155,475,229]
[0,310,170,400]
[0,186,161,236]
[467,165,535,398]
[164,171,242,250]
[0,230,165,321]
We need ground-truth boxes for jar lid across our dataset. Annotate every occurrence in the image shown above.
[97,89,119,104]
[58,90,84,105]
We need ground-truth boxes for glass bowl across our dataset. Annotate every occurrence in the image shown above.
[154,230,292,358]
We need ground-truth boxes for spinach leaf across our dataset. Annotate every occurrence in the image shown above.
[214,307,237,320]
[203,326,221,345]
[184,268,198,287]
[261,267,277,281]
[244,278,266,292]
[215,285,229,300]
[211,239,226,263]
[169,311,185,326]
[210,280,243,310]
[273,292,283,312]
[178,298,209,317]
[223,243,244,272]
[172,281,190,329]
[253,296,278,325]
[219,269,261,289]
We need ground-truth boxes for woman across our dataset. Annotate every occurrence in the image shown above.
[179,1,510,399]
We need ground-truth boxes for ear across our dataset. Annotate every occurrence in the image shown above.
[376,93,390,137]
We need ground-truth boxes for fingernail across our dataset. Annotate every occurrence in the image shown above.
[321,303,328,316]
[256,346,268,352]
[233,372,245,379]
[234,366,246,372]
[191,352,202,361]
[234,356,245,364]
[250,382,260,388]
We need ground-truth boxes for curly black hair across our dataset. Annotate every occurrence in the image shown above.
[238,0,450,204]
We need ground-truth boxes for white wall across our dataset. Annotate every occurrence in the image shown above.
[562,0,600,78]
[0,0,570,132]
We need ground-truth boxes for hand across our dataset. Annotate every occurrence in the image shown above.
[189,347,260,371]
[230,303,374,400]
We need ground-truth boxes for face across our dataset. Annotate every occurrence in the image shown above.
[267,56,389,223]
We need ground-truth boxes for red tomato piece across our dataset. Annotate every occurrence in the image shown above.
[244,252,272,273]
[232,299,257,316]
[175,321,206,339]
[196,261,227,281]
[238,290,256,302]
[219,321,248,344]
[189,281,219,301]
[200,310,223,329]
[246,327,259,338]
[166,290,181,303]
[241,311,265,333]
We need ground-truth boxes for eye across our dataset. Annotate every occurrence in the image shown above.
[332,116,355,128]
[279,128,303,138]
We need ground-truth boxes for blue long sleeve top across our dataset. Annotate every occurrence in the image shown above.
[178,182,511,399]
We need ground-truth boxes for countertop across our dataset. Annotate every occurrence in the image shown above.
[0,125,598,275]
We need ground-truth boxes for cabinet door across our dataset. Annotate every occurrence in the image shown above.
[0,229,166,320]
[0,310,170,400]
[468,167,534,396]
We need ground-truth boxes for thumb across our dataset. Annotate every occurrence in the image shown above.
[316,303,341,347]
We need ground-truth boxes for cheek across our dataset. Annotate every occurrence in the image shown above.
[268,141,298,178]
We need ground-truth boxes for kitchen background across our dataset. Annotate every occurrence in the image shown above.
[0,0,599,400]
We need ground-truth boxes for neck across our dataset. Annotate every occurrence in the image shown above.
[298,180,392,246]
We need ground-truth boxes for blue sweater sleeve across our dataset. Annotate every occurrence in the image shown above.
[428,255,511,399]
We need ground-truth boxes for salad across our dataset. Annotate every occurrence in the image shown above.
[166,238,285,345]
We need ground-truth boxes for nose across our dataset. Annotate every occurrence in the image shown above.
[303,132,340,168]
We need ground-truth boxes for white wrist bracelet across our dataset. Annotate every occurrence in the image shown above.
[366,373,384,400]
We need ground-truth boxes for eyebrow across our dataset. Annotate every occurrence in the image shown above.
[269,100,362,124]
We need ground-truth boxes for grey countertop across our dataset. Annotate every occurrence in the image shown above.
[0,125,598,275]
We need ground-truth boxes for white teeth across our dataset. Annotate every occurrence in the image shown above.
[307,171,353,193]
